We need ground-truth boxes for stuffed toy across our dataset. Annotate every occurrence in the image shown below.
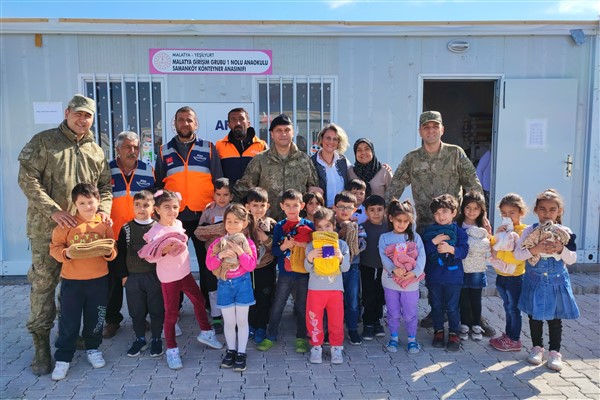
[493,217,520,252]
[68,238,115,259]
[311,231,341,277]
[211,233,252,280]
[279,220,313,273]
[138,231,188,260]
[384,242,425,288]
[521,221,571,266]
[462,226,490,273]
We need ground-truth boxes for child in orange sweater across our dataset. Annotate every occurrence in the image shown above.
[49,183,117,381]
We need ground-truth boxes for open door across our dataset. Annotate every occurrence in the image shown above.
[495,79,578,228]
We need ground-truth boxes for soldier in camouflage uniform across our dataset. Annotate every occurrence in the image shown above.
[233,114,320,221]
[385,111,494,333]
[385,111,482,234]
[18,94,112,375]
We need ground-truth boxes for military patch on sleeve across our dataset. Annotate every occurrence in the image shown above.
[18,144,35,161]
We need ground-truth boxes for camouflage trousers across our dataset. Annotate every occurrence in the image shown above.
[26,239,61,335]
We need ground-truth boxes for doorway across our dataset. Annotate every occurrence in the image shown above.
[422,79,496,215]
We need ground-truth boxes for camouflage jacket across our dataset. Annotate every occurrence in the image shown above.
[18,121,112,240]
[233,142,318,221]
[385,142,482,231]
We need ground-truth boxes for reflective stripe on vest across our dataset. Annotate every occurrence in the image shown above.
[160,138,215,212]
[109,160,155,236]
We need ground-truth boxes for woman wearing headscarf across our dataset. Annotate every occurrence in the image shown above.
[310,123,351,207]
[347,138,393,198]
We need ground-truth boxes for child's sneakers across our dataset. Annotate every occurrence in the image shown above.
[150,338,164,357]
[310,346,323,364]
[161,322,182,338]
[295,338,309,353]
[374,323,386,337]
[212,317,224,335]
[221,349,237,368]
[197,330,224,349]
[489,334,522,352]
[471,325,484,341]
[256,338,274,351]
[127,338,148,357]
[446,333,461,352]
[348,330,363,345]
[86,349,106,368]
[386,338,399,353]
[432,330,445,348]
[527,346,545,365]
[254,328,266,344]
[330,346,344,364]
[407,340,422,354]
[361,325,375,341]
[233,352,247,372]
[51,361,70,381]
[459,324,469,341]
[166,347,183,370]
[547,350,563,371]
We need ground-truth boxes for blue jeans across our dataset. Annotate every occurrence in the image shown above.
[427,282,462,333]
[342,263,360,331]
[496,274,523,341]
[266,273,308,340]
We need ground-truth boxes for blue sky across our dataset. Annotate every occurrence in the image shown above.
[1,0,598,21]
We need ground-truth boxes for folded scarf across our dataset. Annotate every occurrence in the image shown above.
[279,220,313,273]
[338,221,360,259]
[138,231,188,260]
[68,238,115,259]
[462,226,490,273]
[422,224,457,266]
[311,231,341,277]
[384,242,425,288]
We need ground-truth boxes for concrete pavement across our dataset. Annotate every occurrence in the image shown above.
[1,270,599,399]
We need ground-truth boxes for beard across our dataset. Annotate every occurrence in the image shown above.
[231,126,246,141]
[176,128,194,139]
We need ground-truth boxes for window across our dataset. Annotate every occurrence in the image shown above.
[82,74,164,164]
[255,76,336,153]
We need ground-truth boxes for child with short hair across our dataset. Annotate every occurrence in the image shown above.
[456,191,492,342]
[138,190,223,370]
[379,199,425,354]
[489,193,528,352]
[359,195,388,340]
[206,204,258,372]
[302,191,325,223]
[515,189,579,371]
[346,179,368,224]
[116,190,165,358]
[422,194,469,352]
[305,208,350,364]
[245,187,277,344]
[257,189,314,353]
[333,190,365,345]
[49,183,117,381]
[195,177,232,333]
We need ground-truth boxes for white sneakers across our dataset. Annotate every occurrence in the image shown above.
[161,322,183,338]
[51,361,70,381]
[330,346,344,365]
[166,347,183,370]
[547,350,563,371]
[197,330,224,349]
[471,325,484,341]
[86,350,106,369]
[527,346,545,365]
[459,324,469,341]
[310,346,323,364]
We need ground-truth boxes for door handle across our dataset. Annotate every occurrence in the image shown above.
[565,154,573,178]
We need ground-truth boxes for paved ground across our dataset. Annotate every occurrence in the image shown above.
[1,270,599,400]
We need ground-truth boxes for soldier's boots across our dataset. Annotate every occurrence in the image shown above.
[31,332,52,376]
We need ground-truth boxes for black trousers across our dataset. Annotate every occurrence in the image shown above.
[249,260,277,330]
[55,275,108,362]
[459,287,483,327]
[124,271,165,339]
[181,218,215,307]
[529,316,562,352]
[105,261,124,325]
[360,266,385,326]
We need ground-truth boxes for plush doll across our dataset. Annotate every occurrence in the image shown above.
[211,233,253,280]
[462,226,490,273]
[384,242,425,288]
[521,221,571,266]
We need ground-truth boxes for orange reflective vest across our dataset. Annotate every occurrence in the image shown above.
[160,138,214,212]
[109,159,155,237]
[216,134,267,185]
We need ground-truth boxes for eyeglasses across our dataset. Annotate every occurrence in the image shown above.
[322,136,340,142]
[335,206,354,211]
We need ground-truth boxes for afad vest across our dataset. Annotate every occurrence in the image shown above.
[160,138,214,212]
[110,159,155,237]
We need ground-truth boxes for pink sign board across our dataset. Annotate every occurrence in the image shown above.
[149,49,272,75]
